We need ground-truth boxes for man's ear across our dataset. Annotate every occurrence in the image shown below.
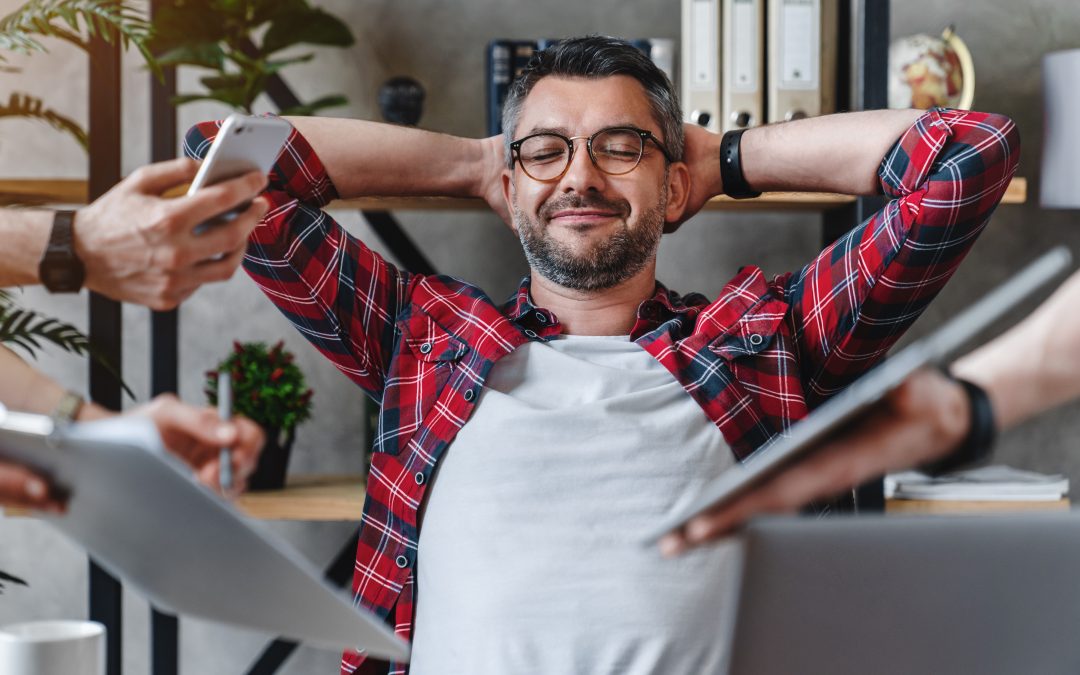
[501,170,518,234]
[663,161,691,226]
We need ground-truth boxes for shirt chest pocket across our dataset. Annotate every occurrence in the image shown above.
[376,310,470,456]
[706,298,789,361]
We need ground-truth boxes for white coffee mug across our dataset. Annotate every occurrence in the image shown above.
[0,620,105,675]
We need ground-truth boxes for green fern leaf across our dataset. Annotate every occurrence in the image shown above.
[0,91,87,150]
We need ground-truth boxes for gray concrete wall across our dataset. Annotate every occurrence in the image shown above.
[1,1,1078,672]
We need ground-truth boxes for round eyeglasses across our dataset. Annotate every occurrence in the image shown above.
[510,126,675,183]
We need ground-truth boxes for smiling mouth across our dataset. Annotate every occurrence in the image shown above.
[548,210,621,224]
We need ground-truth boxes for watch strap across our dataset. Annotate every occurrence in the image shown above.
[719,128,762,200]
[51,390,85,428]
[39,209,86,293]
[920,373,997,476]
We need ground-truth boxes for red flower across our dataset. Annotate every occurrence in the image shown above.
[270,367,284,382]
[233,340,244,354]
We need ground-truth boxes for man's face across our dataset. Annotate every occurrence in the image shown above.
[503,75,682,292]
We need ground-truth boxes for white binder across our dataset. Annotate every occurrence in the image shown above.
[681,0,722,132]
[722,0,765,131]
[766,0,838,123]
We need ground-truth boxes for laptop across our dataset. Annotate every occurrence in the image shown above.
[641,246,1073,543]
[0,411,409,662]
[724,512,1080,674]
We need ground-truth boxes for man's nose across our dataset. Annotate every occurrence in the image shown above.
[559,140,606,194]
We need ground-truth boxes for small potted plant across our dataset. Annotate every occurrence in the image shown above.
[205,340,312,491]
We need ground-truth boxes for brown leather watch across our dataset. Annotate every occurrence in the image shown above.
[38,210,86,293]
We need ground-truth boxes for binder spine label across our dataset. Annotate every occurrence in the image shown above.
[690,0,718,88]
[731,0,759,92]
[779,0,820,90]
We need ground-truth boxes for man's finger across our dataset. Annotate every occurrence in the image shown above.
[0,461,64,511]
[127,157,201,195]
[177,170,269,229]
[185,245,248,287]
[147,397,237,466]
[183,198,267,262]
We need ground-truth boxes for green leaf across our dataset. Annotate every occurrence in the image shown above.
[279,94,347,117]
[0,92,88,151]
[261,8,354,55]
[171,90,250,111]
[147,2,228,54]
[263,52,313,75]
[199,72,246,90]
[0,0,153,59]
[154,42,225,69]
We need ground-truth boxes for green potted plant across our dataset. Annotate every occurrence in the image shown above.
[205,340,312,490]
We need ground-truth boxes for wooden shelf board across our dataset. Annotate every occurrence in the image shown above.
[0,177,1029,210]
[234,473,366,521]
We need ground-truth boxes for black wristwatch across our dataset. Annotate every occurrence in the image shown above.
[38,210,86,293]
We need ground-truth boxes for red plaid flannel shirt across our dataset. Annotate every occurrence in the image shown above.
[187,107,1018,674]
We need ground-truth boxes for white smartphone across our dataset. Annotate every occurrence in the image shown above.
[188,113,292,234]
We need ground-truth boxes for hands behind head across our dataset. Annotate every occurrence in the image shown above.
[74,158,270,311]
[658,368,972,557]
[0,394,265,512]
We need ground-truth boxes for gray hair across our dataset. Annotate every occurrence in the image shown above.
[501,35,685,168]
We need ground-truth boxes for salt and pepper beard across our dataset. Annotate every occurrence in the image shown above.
[513,184,668,292]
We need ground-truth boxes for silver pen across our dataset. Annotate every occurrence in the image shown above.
[218,373,233,493]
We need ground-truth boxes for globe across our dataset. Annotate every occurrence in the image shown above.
[888,26,974,110]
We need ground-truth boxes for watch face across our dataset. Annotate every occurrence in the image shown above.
[39,255,86,293]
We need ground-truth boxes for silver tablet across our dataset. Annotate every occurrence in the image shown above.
[641,246,1073,544]
[0,411,409,662]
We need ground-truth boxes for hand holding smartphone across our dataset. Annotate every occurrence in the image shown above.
[188,114,292,234]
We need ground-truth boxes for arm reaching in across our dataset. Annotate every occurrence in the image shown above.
[660,268,1080,555]
[0,346,264,511]
[0,158,269,310]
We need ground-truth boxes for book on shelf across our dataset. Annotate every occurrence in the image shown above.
[485,38,678,136]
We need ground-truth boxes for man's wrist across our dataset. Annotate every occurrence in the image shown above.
[38,210,86,293]
[719,128,761,199]
[920,372,997,476]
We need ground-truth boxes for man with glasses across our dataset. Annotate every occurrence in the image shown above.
[188,35,1018,675]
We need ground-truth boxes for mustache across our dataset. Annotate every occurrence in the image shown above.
[538,193,630,221]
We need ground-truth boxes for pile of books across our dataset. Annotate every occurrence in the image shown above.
[885,465,1070,514]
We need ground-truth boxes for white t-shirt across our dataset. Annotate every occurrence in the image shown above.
[410,335,741,675]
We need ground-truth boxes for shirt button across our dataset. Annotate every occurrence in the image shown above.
[463,388,476,402]
[396,555,409,568]
[749,333,764,346]
[535,312,547,324]
[524,329,538,339]
[414,471,425,485]
[419,342,433,354]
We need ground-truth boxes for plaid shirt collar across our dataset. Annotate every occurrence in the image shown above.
[501,275,708,341]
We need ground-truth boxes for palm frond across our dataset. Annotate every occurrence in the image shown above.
[0,296,134,399]
[0,91,87,150]
[0,0,153,63]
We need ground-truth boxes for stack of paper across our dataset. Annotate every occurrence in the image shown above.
[886,465,1070,502]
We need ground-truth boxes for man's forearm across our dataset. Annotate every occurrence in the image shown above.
[283,117,498,201]
[0,346,110,420]
[0,209,52,287]
[733,109,925,196]
[952,270,1080,430]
